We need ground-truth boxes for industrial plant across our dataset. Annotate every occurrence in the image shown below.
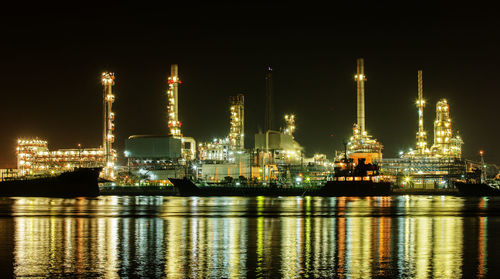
[378,70,468,188]
[15,72,118,179]
[7,59,496,189]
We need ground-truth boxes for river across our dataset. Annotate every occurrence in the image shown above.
[0,196,498,278]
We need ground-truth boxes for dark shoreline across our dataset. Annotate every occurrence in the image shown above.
[99,185,461,197]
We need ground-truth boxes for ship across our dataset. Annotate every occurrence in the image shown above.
[169,158,391,197]
[168,177,317,196]
[455,181,500,196]
[319,157,392,196]
[0,167,101,197]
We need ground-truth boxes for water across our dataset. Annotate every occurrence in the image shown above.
[0,196,499,278]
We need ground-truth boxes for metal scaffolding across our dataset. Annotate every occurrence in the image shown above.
[415,70,429,155]
[229,94,245,150]
[378,157,467,188]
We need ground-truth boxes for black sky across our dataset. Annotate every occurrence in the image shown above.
[0,2,499,167]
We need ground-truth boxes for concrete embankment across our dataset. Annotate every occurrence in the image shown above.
[391,188,459,195]
[100,185,461,197]
[100,186,178,196]
[100,185,324,196]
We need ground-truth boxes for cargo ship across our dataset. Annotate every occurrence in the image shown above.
[0,168,101,197]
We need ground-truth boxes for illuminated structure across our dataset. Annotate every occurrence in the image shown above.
[355,58,366,134]
[381,87,466,188]
[196,95,249,182]
[15,72,117,178]
[347,58,383,164]
[415,70,429,155]
[284,114,295,137]
[229,94,244,150]
[430,99,463,158]
[198,138,232,162]
[254,114,307,183]
[197,137,251,182]
[165,64,196,161]
[255,114,303,164]
[102,72,117,178]
[167,64,182,138]
[16,139,105,176]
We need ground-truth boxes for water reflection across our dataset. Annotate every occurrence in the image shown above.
[4,195,493,278]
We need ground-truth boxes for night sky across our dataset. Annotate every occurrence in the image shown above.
[1,2,499,167]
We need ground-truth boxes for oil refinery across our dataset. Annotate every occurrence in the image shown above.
[15,72,118,179]
[6,59,498,189]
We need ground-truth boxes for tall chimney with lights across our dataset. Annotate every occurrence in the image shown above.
[167,64,182,138]
[415,70,428,155]
[101,72,116,178]
[354,58,366,134]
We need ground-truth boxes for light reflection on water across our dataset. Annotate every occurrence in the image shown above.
[0,196,497,278]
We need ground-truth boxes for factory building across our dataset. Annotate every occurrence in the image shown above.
[254,113,306,183]
[123,135,185,182]
[197,138,252,182]
[125,135,181,161]
[195,94,251,182]
[16,138,109,176]
[197,152,251,182]
[198,138,232,162]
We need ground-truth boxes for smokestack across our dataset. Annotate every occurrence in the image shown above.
[265,66,273,131]
[354,58,366,133]
[416,70,427,154]
[167,64,181,138]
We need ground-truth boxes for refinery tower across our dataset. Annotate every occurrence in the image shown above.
[102,72,117,178]
[346,58,383,164]
[405,70,463,159]
[167,64,182,138]
[166,64,196,160]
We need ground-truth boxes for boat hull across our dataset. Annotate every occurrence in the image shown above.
[169,178,392,197]
[454,182,500,196]
[0,168,101,197]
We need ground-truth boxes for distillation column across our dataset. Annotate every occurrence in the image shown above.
[432,99,453,156]
[167,64,182,138]
[284,114,295,137]
[102,72,116,178]
[416,70,428,155]
[229,94,245,150]
[354,58,366,134]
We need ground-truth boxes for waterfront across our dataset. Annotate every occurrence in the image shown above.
[0,196,499,278]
